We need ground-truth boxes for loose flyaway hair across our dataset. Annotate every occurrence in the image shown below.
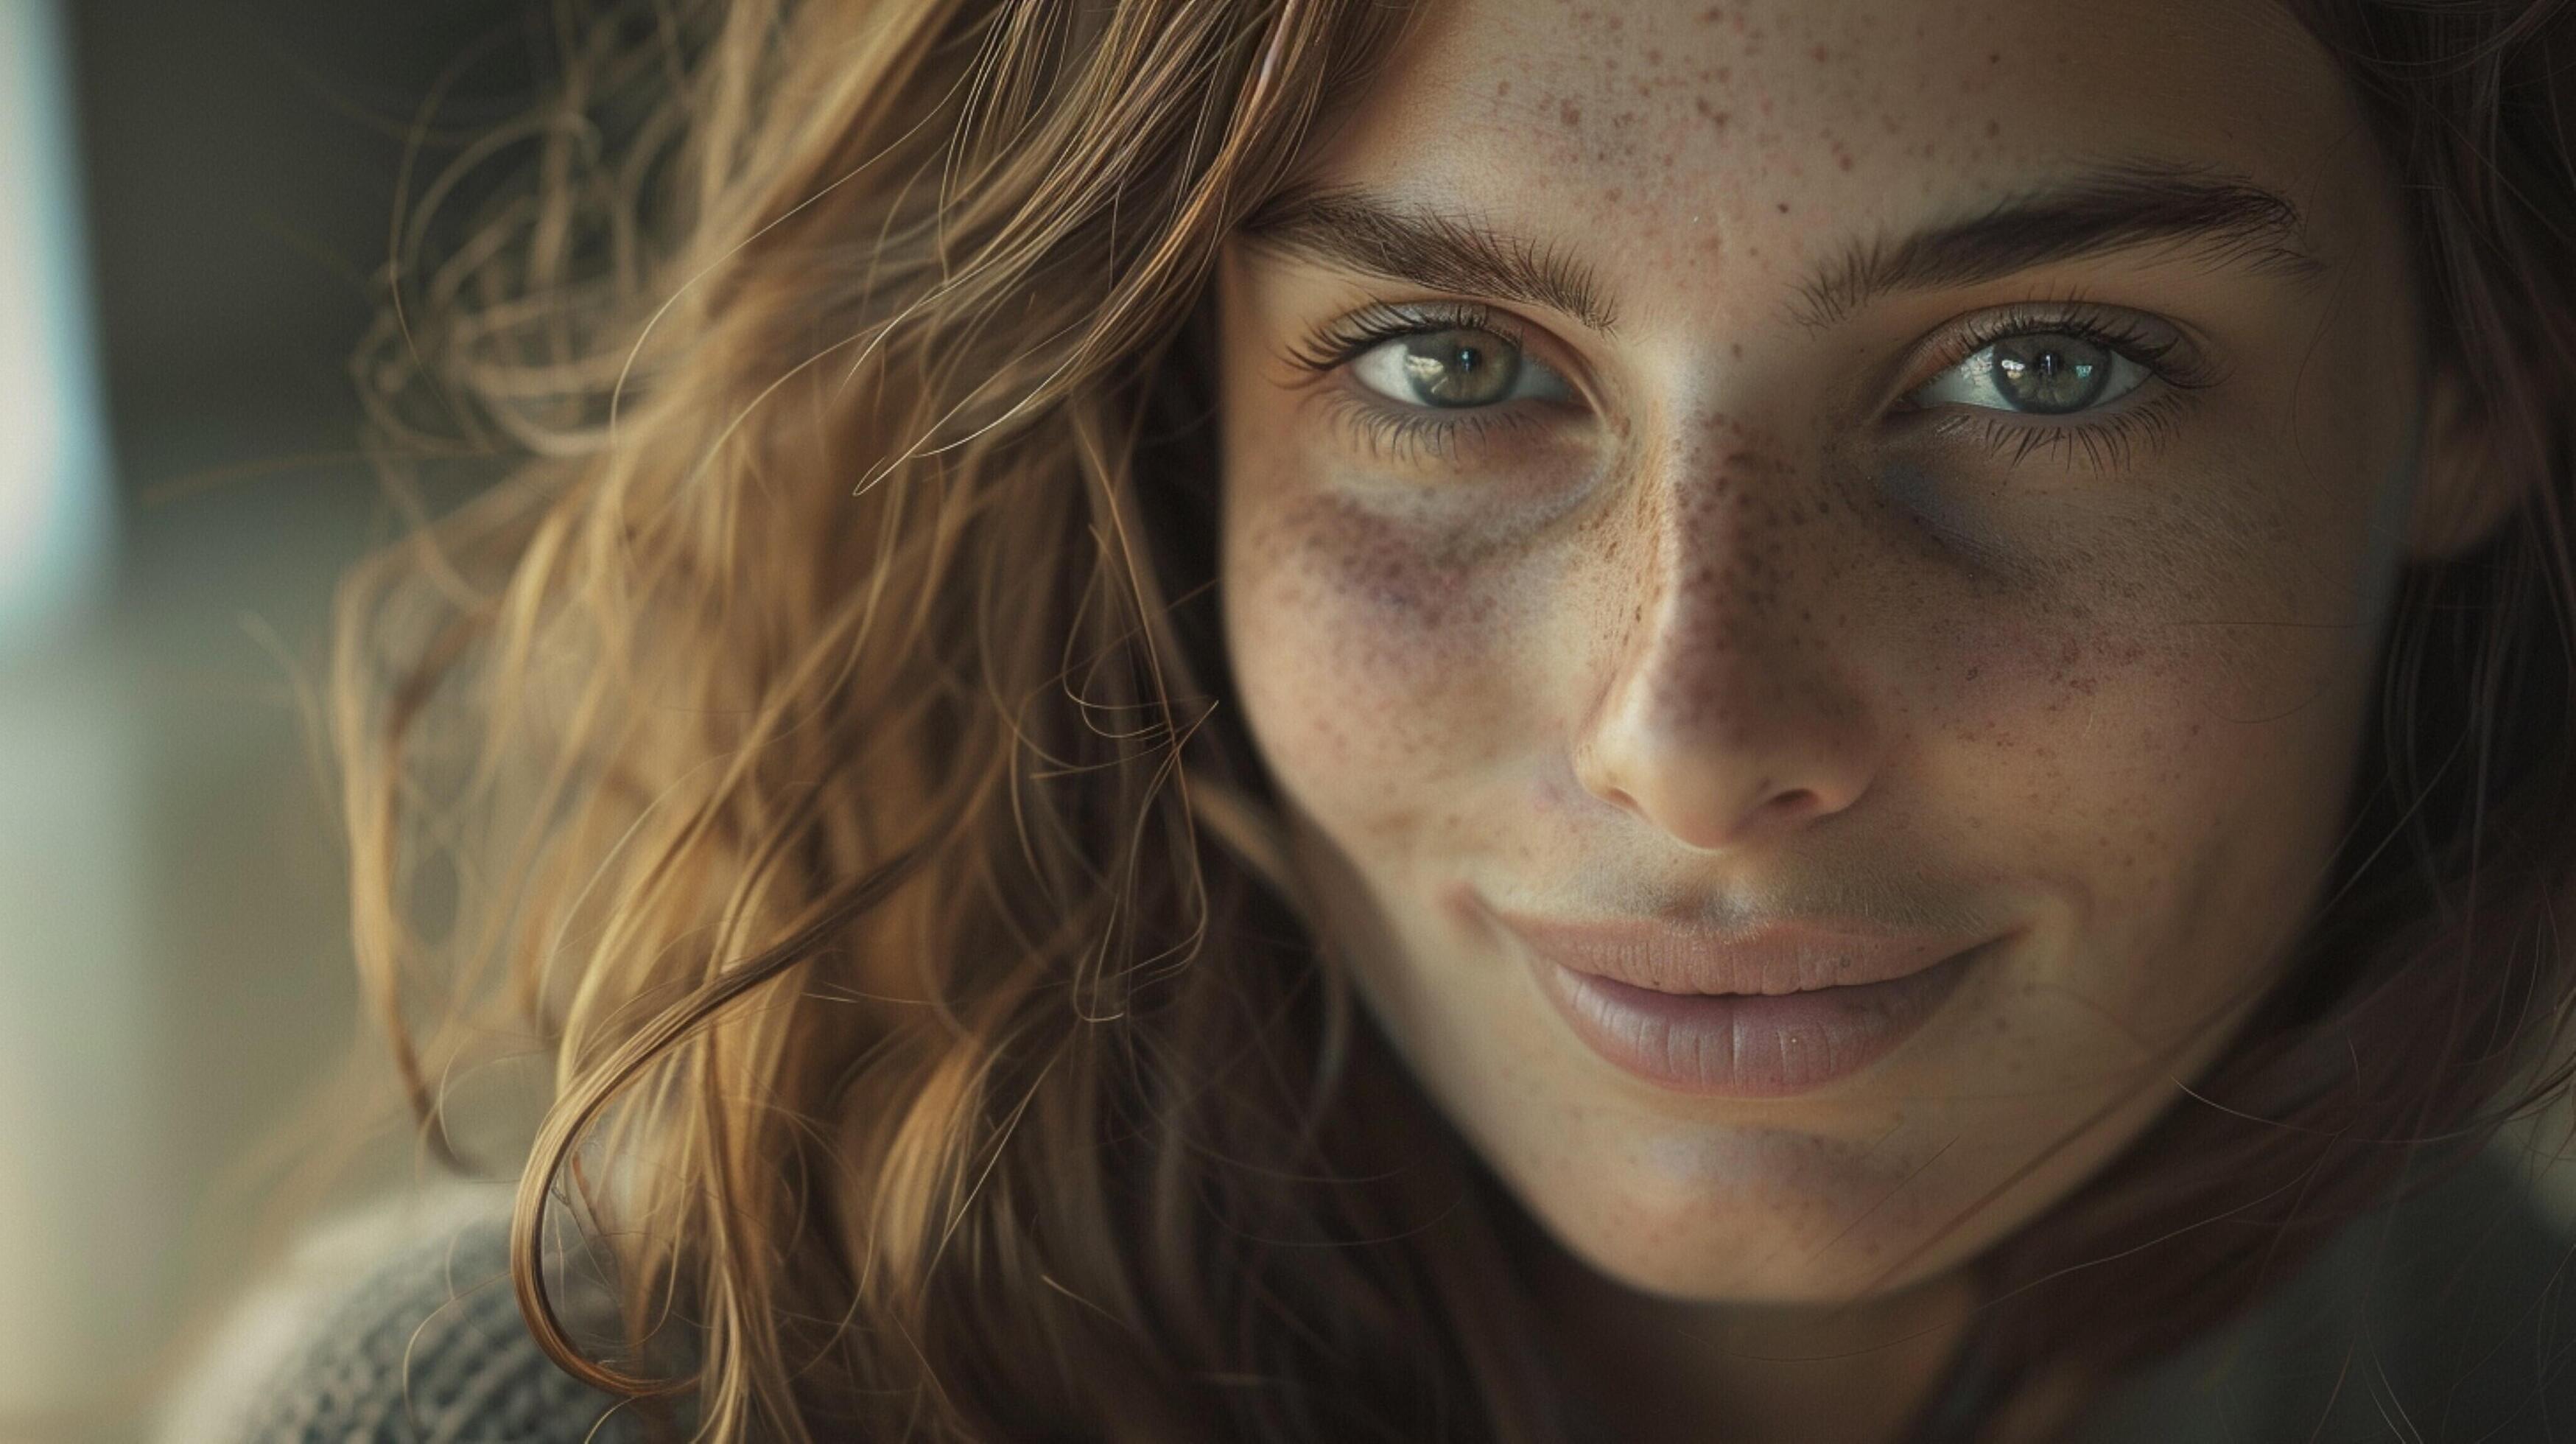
[329,1,2575,1438]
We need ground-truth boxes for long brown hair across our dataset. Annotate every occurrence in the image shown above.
[330,0,2576,1437]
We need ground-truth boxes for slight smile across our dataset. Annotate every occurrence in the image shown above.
[1487,906,1998,1098]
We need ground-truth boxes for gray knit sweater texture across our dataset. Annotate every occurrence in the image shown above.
[172,1186,652,1444]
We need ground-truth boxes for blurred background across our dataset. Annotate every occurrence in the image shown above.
[4,4,2576,1443]
[0,3,541,1438]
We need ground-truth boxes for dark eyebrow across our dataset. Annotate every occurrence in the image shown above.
[1789,158,2330,331]
[1236,161,2328,341]
[1235,180,1621,333]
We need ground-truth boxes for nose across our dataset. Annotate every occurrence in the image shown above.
[1570,453,1884,853]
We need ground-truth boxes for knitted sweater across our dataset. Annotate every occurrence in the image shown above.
[163,1154,2576,1443]
[158,1182,653,1444]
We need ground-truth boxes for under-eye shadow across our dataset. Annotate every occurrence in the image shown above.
[1878,460,2017,572]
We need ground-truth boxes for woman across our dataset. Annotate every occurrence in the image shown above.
[197,0,2576,1439]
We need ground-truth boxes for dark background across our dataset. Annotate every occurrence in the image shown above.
[72,2,537,501]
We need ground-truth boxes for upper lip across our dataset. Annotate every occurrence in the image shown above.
[1489,908,1988,996]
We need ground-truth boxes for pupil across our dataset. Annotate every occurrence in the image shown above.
[1402,328,1520,407]
[1990,334,2110,415]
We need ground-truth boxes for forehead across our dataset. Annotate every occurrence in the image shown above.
[1294,0,2382,304]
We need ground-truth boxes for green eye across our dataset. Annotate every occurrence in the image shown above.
[1912,331,2149,416]
[1352,326,1571,409]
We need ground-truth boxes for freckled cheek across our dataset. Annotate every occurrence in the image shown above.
[1912,612,2173,760]
[1222,511,1529,821]
[1904,532,2361,780]
[1920,605,2366,987]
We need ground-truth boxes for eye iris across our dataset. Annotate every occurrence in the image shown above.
[1988,333,2110,415]
[1400,328,1520,407]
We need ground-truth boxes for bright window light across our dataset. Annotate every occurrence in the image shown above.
[0,0,110,656]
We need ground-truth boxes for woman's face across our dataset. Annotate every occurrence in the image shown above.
[1214,0,2448,1305]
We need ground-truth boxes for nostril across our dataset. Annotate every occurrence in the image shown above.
[1761,787,1825,824]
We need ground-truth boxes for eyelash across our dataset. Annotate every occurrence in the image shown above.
[1282,298,2220,474]
[1286,301,1560,465]
[1898,301,2216,472]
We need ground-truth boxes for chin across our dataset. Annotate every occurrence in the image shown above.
[1565,1212,1934,1305]
[1489,1121,1979,1306]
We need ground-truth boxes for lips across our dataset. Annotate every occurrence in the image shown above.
[1487,906,1996,1098]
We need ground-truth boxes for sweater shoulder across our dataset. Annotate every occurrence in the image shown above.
[159,1182,651,1444]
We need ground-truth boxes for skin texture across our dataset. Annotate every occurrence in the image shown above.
[1212,1,2497,1437]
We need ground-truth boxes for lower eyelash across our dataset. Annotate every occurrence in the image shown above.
[1920,388,2193,473]
[1332,392,2191,474]
[1320,389,1545,467]
[1330,386,2194,476]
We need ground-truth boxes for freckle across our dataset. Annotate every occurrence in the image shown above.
[1646,47,1661,64]
[1730,341,1743,357]
[1987,51,2001,63]
[1811,43,1829,62]
[1716,65,1731,81]
[1605,186,1623,203]
[1561,100,1582,127]
[1699,4,1721,22]
[1607,13,1621,29]
[1776,201,1789,213]
[1497,80,1512,97]
[1984,118,2001,138]
[1838,154,1853,170]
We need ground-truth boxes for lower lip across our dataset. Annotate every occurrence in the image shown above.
[1529,941,1988,1098]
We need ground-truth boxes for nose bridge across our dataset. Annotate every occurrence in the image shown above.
[1624,432,1808,716]
[1576,418,1877,850]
